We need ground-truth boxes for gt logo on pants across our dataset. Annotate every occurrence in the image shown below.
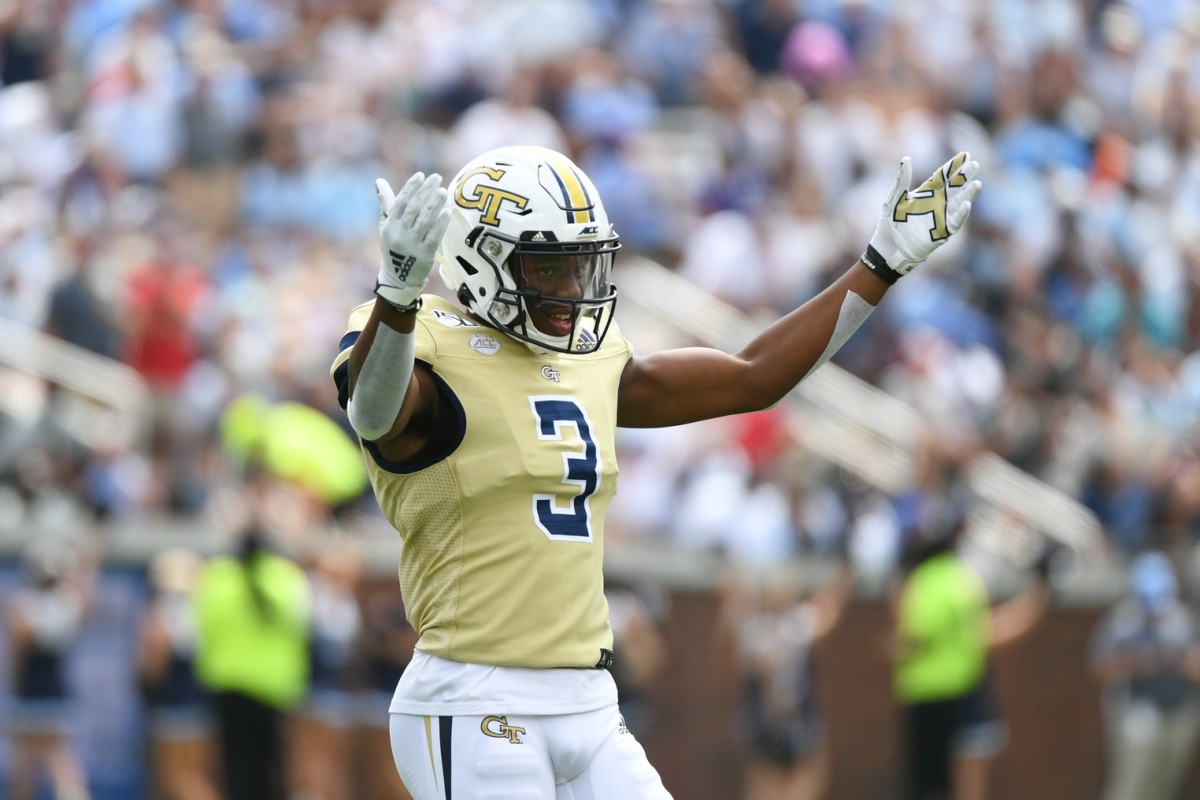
[481,715,527,744]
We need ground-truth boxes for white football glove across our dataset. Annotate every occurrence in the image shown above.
[374,172,451,311]
[861,152,982,284]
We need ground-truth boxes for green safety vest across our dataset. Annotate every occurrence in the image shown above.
[193,553,311,709]
[894,552,989,703]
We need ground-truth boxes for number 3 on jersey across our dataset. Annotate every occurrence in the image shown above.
[530,396,599,540]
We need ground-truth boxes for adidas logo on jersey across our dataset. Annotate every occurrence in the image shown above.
[574,327,597,351]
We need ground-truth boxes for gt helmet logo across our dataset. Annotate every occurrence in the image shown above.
[455,166,530,226]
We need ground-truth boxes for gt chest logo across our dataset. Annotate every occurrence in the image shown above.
[541,365,560,382]
[481,715,526,744]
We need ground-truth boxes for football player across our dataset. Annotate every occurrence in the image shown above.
[331,145,981,798]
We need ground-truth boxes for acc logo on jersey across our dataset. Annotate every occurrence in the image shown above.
[540,365,560,382]
[469,334,501,355]
[432,309,479,328]
[455,166,530,227]
[481,715,526,744]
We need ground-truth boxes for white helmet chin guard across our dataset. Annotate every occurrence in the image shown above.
[437,145,620,354]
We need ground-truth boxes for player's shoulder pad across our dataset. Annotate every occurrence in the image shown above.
[410,295,491,363]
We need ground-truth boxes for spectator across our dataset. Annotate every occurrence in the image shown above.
[290,546,363,800]
[192,527,311,800]
[353,583,417,800]
[605,580,669,738]
[616,0,725,106]
[1089,550,1200,800]
[82,10,185,185]
[5,536,95,800]
[444,66,567,175]
[43,235,122,360]
[136,547,217,800]
[718,559,853,800]
[0,0,55,86]
[891,498,1051,800]
[120,223,209,392]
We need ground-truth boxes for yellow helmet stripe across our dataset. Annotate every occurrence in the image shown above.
[542,154,595,224]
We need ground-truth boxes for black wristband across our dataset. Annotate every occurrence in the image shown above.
[861,245,903,285]
[374,283,422,313]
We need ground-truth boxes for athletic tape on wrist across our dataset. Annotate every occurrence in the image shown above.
[375,282,423,313]
[861,245,903,285]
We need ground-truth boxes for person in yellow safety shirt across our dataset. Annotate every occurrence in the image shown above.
[895,547,989,706]
[193,527,311,800]
[892,496,1051,800]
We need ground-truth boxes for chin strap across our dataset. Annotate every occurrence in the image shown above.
[347,322,416,442]
[802,290,876,381]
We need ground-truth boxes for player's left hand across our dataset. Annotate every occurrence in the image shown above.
[374,172,451,311]
[862,152,982,284]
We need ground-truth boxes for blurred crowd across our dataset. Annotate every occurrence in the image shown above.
[1,0,1200,577]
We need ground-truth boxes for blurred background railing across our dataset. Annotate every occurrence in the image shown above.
[618,256,1109,582]
[0,316,151,455]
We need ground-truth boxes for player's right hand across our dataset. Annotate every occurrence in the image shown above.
[861,152,982,284]
[375,172,451,311]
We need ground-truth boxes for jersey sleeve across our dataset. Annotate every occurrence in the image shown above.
[330,301,376,411]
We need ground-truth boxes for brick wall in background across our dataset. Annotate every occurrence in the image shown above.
[638,591,1200,800]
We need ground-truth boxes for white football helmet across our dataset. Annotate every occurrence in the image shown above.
[437,145,620,354]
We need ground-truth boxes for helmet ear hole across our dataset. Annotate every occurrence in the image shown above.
[456,256,478,277]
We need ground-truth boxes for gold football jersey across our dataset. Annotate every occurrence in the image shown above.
[331,296,633,669]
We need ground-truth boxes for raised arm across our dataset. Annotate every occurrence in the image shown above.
[618,153,982,428]
[345,172,449,459]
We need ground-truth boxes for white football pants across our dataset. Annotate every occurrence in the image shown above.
[390,704,673,799]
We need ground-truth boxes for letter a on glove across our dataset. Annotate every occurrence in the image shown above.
[862,152,982,284]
